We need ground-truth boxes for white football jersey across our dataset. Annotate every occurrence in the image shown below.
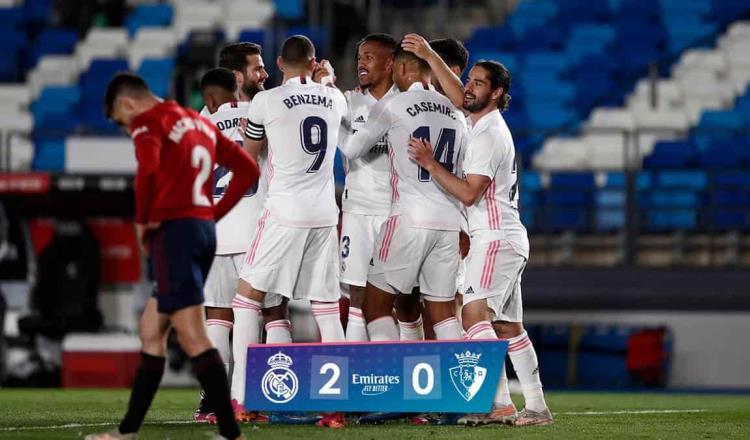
[463,110,528,257]
[342,85,399,216]
[341,82,468,231]
[245,76,347,227]
[207,101,268,255]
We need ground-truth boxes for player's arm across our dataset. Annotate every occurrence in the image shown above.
[241,94,268,161]
[340,97,390,159]
[132,126,161,252]
[408,137,491,206]
[214,128,260,221]
[402,33,465,109]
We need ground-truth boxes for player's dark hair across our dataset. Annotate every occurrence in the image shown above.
[281,35,315,67]
[200,67,237,93]
[104,71,150,118]
[356,33,399,54]
[474,60,512,111]
[429,38,469,73]
[219,42,262,72]
[394,46,430,72]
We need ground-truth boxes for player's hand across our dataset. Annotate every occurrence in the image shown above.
[408,137,436,170]
[135,222,160,256]
[313,59,336,85]
[401,33,436,62]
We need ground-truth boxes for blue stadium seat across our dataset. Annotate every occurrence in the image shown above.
[30,28,78,66]
[0,7,26,28]
[31,85,80,122]
[713,171,750,189]
[32,136,65,171]
[137,58,174,97]
[237,29,265,47]
[274,0,304,20]
[643,140,697,169]
[126,4,173,36]
[646,209,697,230]
[80,59,129,134]
[656,171,708,189]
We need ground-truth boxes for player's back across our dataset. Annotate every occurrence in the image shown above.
[246,77,347,227]
[206,101,267,254]
[386,84,467,231]
[132,100,222,222]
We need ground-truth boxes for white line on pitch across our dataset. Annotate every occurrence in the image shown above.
[559,409,707,416]
[0,420,194,432]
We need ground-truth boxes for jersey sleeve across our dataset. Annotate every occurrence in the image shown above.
[213,125,260,221]
[244,93,267,141]
[463,131,502,179]
[131,118,162,224]
[340,95,391,159]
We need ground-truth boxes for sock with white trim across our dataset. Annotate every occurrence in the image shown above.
[206,319,233,375]
[231,295,261,404]
[433,317,462,340]
[465,321,513,407]
[507,330,547,412]
[346,307,368,342]
[398,316,424,341]
[367,316,399,341]
[265,319,292,344]
[311,301,345,342]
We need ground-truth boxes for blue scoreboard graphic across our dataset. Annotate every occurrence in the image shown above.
[244,340,508,413]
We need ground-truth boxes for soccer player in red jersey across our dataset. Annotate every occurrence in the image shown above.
[85,73,259,440]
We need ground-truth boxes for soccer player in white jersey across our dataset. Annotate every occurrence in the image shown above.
[409,60,553,427]
[200,42,269,117]
[340,47,468,343]
[236,35,348,428]
[340,33,399,342]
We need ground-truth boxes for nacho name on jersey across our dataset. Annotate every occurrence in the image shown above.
[283,93,334,109]
[406,100,457,120]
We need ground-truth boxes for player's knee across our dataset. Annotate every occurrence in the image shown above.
[493,320,524,339]
[139,327,166,355]
[176,328,212,357]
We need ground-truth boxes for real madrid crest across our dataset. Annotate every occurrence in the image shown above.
[261,351,299,403]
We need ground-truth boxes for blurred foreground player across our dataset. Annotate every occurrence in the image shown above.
[409,61,552,426]
[85,73,259,440]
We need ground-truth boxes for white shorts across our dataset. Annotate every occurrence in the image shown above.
[340,212,388,287]
[204,253,244,308]
[239,211,340,304]
[368,215,459,302]
[462,238,527,323]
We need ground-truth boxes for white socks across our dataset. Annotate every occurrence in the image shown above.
[206,319,233,375]
[433,317,462,340]
[346,307,368,342]
[231,295,261,404]
[367,316,399,341]
[507,331,547,412]
[398,316,424,340]
[311,302,345,342]
[465,321,513,408]
[265,319,292,344]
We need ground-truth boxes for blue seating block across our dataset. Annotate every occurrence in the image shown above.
[32,137,65,171]
[656,171,708,189]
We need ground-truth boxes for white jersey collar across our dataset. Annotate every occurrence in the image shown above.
[285,76,314,85]
[406,81,435,92]
[365,83,399,100]
[470,110,502,134]
[216,100,248,112]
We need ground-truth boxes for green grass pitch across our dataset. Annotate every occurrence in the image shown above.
[1,389,748,439]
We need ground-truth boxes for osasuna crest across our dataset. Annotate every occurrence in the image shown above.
[261,352,299,404]
[449,351,487,402]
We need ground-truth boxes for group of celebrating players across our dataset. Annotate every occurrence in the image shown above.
[86,31,552,440]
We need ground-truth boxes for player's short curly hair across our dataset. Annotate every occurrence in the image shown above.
[429,38,469,74]
[200,67,237,93]
[356,33,399,55]
[474,60,512,111]
[219,42,262,72]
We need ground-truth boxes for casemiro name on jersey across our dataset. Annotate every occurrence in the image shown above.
[283,94,334,110]
[406,101,457,120]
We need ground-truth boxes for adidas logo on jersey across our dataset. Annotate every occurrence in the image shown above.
[465,286,474,294]
[354,115,366,123]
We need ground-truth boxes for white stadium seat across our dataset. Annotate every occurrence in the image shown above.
[586,108,636,131]
[533,138,588,171]
[0,85,31,111]
[64,137,137,174]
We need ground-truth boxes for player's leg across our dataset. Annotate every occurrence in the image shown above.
[114,298,170,436]
[362,282,399,340]
[303,226,345,342]
[262,300,291,344]
[340,213,385,342]
[171,304,242,439]
[395,291,424,340]
[493,269,552,426]
[420,230,462,340]
[231,279,264,411]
